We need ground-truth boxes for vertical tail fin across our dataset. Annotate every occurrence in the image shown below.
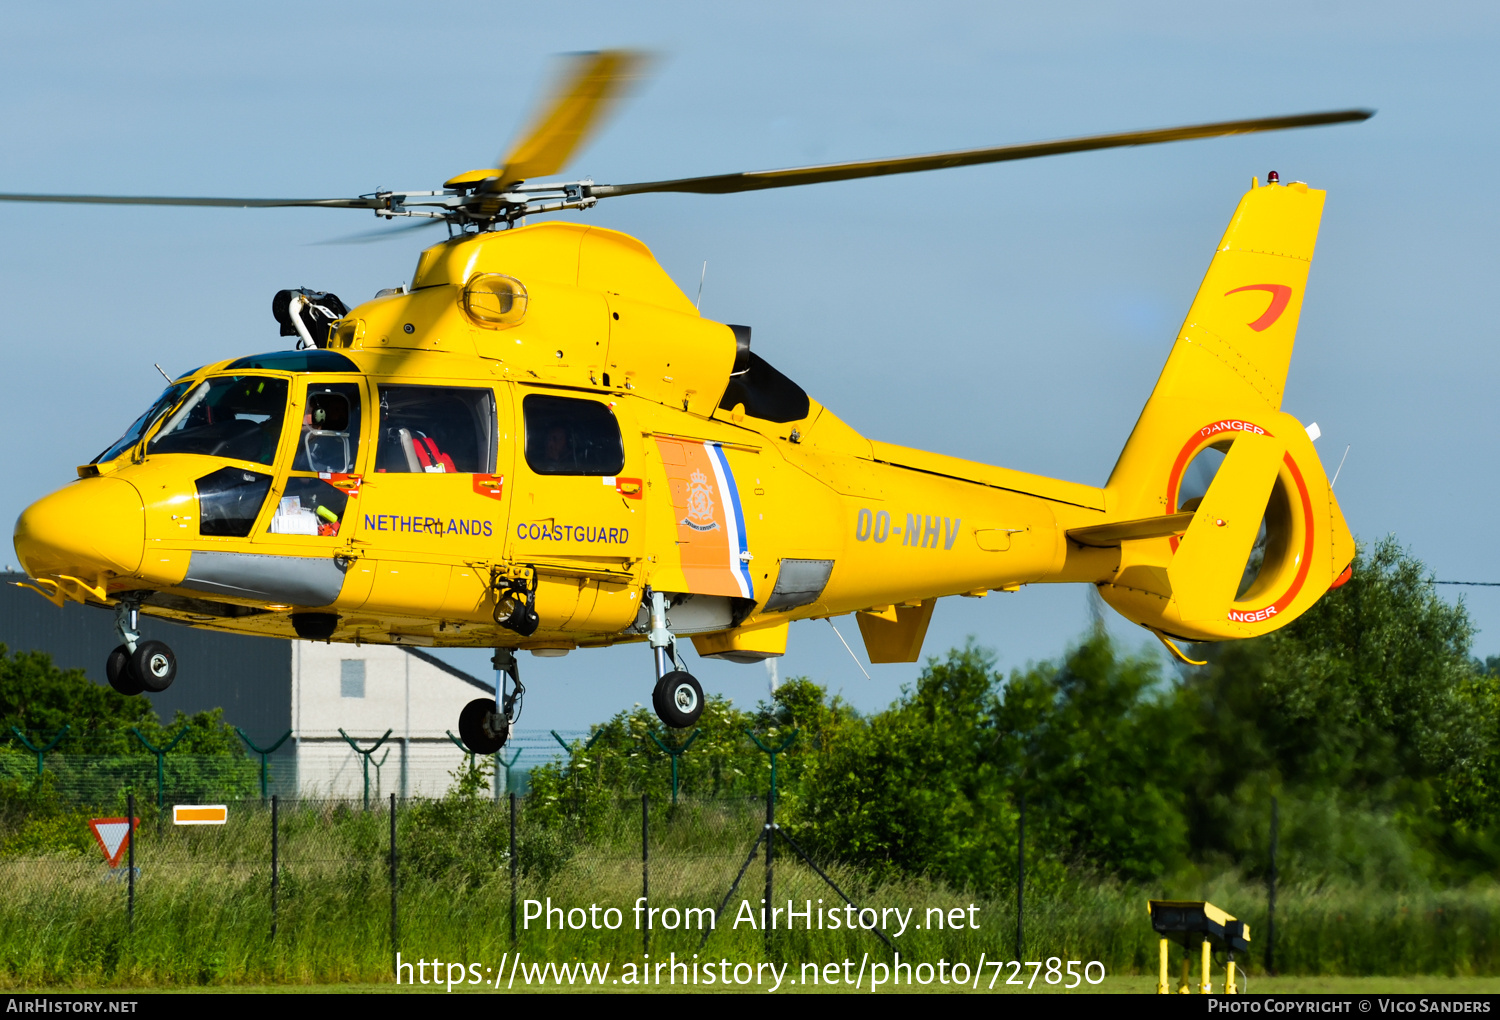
[1099,180,1355,641]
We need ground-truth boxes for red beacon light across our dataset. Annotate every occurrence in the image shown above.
[1267,170,1280,183]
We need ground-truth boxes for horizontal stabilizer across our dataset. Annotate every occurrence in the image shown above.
[1068,511,1195,548]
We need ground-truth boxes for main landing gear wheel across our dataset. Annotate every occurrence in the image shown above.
[131,640,177,693]
[458,697,510,755]
[106,644,144,696]
[652,671,704,729]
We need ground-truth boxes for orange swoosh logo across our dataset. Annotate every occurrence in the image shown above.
[1225,284,1293,331]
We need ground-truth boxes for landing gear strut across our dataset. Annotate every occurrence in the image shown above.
[459,649,524,755]
[646,589,704,729]
[106,596,176,696]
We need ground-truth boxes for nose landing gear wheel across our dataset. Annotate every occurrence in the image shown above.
[130,640,176,693]
[652,671,704,729]
[458,697,510,755]
[106,644,144,696]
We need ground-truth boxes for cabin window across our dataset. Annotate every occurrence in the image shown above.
[522,394,624,476]
[374,385,496,474]
[150,375,290,466]
[717,353,809,423]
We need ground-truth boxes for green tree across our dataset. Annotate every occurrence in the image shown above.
[796,643,1014,887]
[995,630,1193,882]
[0,645,154,754]
[1186,536,1500,882]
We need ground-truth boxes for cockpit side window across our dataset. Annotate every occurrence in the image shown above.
[293,382,363,474]
[149,375,290,466]
[522,394,625,475]
[92,381,191,464]
[375,385,496,474]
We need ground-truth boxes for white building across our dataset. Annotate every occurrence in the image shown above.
[0,575,560,801]
[291,642,508,800]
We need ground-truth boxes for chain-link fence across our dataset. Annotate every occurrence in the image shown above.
[3,785,1499,987]
[0,788,967,984]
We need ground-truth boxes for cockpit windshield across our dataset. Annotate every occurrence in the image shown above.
[148,375,290,466]
[92,381,192,465]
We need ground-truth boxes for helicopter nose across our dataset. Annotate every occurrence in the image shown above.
[14,477,145,580]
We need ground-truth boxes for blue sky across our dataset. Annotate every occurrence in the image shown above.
[2,2,1496,728]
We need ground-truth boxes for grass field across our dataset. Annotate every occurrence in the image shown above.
[1,799,1498,990]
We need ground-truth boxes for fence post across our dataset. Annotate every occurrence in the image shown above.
[642,793,650,956]
[498,747,523,803]
[744,728,798,804]
[1016,790,1025,960]
[551,729,603,753]
[126,791,136,929]
[372,749,390,800]
[10,726,69,776]
[445,730,477,773]
[509,791,517,946]
[1267,796,1279,975]
[236,728,292,801]
[764,788,775,956]
[339,728,393,810]
[271,794,279,940]
[389,792,398,971]
[130,726,189,812]
[646,729,699,804]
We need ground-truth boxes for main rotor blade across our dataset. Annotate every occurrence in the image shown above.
[0,193,381,209]
[591,108,1374,198]
[314,218,447,245]
[492,49,650,188]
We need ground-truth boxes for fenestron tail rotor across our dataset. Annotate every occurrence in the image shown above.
[0,47,1372,233]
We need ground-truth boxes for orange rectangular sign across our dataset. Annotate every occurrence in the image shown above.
[172,804,228,825]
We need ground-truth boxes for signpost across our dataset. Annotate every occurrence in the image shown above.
[88,817,139,868]
[172,805,228,825]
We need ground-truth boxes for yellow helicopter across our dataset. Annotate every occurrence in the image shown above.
[7,53,1368,751]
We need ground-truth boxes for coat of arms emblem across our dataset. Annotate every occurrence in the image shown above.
[681,468,719,532]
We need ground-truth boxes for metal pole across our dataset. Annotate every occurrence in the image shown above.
[235,729,291,802]
[647,730,698,806]
[642,793,650,956]
[389,792,397,970]
[764,788,775,955]
[130,727,187,813]
[271,795,279,940]
[338,729,392,811]
[126,792,135,929]
[744,729,797,807]
[10,726,68,776]
[509,792,517,945]
[1016,790,1025,960]
[1267,795,1279,975]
